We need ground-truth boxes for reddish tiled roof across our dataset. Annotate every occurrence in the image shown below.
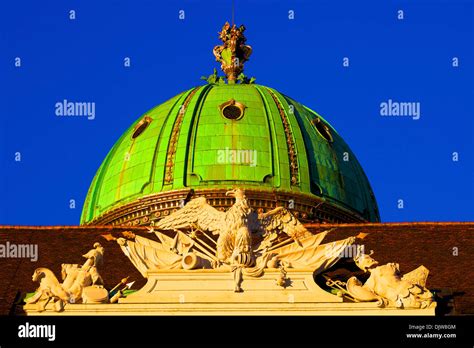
[0,222,472,315]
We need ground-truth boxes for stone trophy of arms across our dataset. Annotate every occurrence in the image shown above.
[112,188,361,292]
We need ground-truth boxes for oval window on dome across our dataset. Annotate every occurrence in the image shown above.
[313,117,333,143]
[219,99,246,120]
[132,116,152,139]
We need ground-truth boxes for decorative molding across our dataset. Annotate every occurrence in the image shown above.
[83,188,367,227]
[164,87,200,184]
[266,88,300,186]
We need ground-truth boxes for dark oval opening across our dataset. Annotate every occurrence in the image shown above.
[132,118,151,139]
[314,119,333,142]
[222,105,243,120]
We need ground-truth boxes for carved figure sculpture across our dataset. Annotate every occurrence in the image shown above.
[25,243,106,311]
[25,268,70,312]
[154,189,313,266]
[346,252,434,309]
[111,189,360,294]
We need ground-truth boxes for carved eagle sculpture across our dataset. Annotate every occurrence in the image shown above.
[154,189,311,265]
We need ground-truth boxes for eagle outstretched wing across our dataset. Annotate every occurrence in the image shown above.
[154,197,225,234]
[258,207,312,242]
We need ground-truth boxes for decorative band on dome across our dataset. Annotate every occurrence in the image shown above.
[265,88,300,186]
[164,87,200,184]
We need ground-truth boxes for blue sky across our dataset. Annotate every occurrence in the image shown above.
[0,0,473,225]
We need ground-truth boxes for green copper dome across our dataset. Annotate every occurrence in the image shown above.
[81,83,379,225]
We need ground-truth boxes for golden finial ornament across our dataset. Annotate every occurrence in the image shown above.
[213,22,252,82]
